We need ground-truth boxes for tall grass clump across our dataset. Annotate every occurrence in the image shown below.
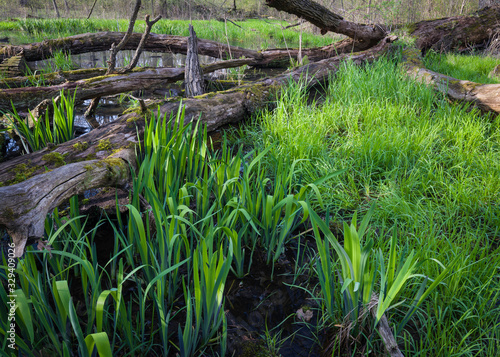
[238,56,500,355]
[8,90,76,153]
[1,102,336,355]
[424,50,500,84]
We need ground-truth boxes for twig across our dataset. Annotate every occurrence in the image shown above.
[84,96,101,120]
[282,20,305,29]
[87,0,98,19]
[225,18,242,29]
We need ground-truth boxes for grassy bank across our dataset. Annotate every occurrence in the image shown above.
[0,18,338,49]
[424,51,500,84]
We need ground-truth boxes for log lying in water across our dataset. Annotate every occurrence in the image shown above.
[0,58,254,113]
[0,31,365,69]
[0,36,397,256]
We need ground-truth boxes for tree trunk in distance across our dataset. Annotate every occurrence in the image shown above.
[52,0,61,18]
[87,0,98,19]
[409,6,500,53]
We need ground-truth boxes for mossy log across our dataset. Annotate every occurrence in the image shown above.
[0,58,254,113]
[0,68,108,89]
[0,54,29,78]
[402,48,500,113]
[409,6,500,53]
[0,149,135,257]
[0,36,396,256]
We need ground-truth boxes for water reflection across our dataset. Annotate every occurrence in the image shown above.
[34,51,218,70]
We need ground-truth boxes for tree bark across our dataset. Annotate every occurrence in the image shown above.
[265,0,387,48]
[0,149,135,257]
[185,24,205,97]
[52,0,61,18]
[409,6,500,53]
[0,68,108,89]
[0,36,396,256]
[370,294,404,357]
[402,47,500,113]
[0,58,254,113]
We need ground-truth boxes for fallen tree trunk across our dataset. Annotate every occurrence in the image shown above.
[265,0,387,48]
[409,6,500,53]
[1,149,135,257]
[0,31,375,69]
[0,58,254,113]
[0,36,396,256]
[0,68,107,89]
[402,48,500,113]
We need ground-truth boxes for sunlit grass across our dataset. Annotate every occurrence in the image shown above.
[237,56,500,355]
[424,50,500,84]
[3,18,337,49]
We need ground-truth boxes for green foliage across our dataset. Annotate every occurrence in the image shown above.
[7,90,76,153]
[424,50,500,84]
[237,57,500,355]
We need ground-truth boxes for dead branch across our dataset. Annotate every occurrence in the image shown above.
[106,0,143,74]
[119,14,162,74]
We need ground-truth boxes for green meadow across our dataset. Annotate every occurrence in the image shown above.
[1,18,337,49]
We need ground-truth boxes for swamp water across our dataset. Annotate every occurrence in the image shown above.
[1,50,281,160]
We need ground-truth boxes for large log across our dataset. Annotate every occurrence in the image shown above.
[265,0,387,48]
[0,31,372,69]
[409,6,500,53]
[402,48,500,113]
[0,58,254,113]
[0,36,397,256]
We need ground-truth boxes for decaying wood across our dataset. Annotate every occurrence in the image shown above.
[120,14,162,73]
[106,0,142,74]
[265,0,387,48]
[0,68,108,89]
[0,58,254,113]
[0,36,396,256]
[0,31,375,68]
[0,54,29,78]
[402,48,500,113]
[185,24,205,97]
[410,6,500,53]
[370,295,404,357]
[0,149,136,257]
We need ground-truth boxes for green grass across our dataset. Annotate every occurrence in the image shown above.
[1,38,500,356]
[235,56,500,355]
[424,50,500,84]
[3,18,337,50]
